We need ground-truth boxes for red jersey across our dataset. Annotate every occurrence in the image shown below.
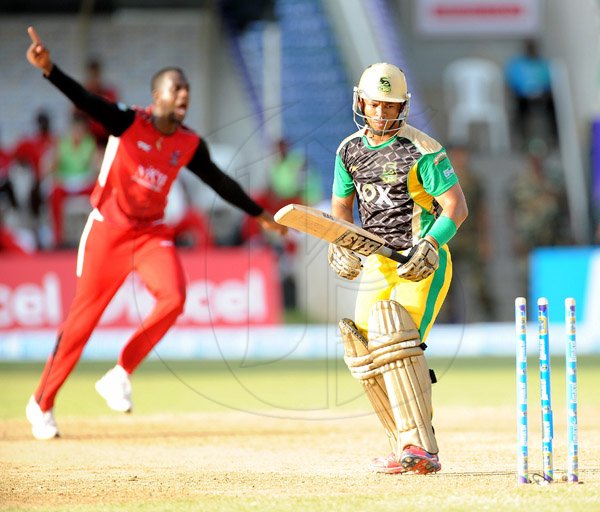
[0,148,11,179]
[47,65,263,225]
[12,133,55,179]
[91,108,200,226]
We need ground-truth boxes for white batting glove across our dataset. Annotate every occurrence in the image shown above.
[328,244,362,280]
[396,238,439,282]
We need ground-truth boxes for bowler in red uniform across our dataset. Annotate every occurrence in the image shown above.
[24,26,287,440]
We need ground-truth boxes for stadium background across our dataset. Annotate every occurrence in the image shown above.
[2,2,600,511]
[1,0,599,359]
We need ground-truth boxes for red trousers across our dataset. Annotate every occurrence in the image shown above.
[34,210,186,411]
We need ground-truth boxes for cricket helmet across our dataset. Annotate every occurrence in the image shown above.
[352,63,411,132]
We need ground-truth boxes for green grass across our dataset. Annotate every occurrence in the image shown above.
[3,356,600,512]
[3,355,599,418]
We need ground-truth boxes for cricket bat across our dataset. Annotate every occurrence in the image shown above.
[274,203,408,264]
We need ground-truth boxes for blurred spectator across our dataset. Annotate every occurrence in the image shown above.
[49,113,99,247]
[267,139,321,308]
[12,110,56,242]
[268,138,322,209]
[0,132,34,255]
[240,138,321,309]
[0,223,31,254]
[505,39,557,145]
[0,129,18,212]
[79,57,119,147]
[242,138,321,243]
[442,144,495,322]
[510,139,569,283]
[164,175,215,248]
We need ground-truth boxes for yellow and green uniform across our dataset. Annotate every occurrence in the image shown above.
[332,124,458,341]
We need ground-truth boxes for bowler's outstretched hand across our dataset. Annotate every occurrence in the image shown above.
[26,26,53,75]
[257,212,288,236]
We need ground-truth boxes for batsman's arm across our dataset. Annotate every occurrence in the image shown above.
[331,192,356,224]
[427,183,468,248]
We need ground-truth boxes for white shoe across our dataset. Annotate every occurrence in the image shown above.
[26,396,59,440]
[95,365,133,413]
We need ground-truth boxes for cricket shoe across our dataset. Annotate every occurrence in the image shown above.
[95,365,132,413]
[26,396,59,440]
[369,453,407,474]
[400,445,441,474]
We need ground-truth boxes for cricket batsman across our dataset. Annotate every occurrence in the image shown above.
[328,63,468,474]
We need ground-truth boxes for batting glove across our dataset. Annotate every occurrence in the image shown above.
[328,243,362,280]
[396,238,439,282]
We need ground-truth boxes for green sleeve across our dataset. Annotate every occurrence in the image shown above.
[417,148,458,196]
[332,153,355,197]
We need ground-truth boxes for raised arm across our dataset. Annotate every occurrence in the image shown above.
[26,26,134,137]
[26,26,53,75]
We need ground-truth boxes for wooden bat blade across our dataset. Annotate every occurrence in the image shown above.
[274,204,408,264]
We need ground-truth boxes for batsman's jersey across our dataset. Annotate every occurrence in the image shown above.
[333,124,458,251]
[90,108,200,226]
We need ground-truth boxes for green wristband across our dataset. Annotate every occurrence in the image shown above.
[427,215,457,247]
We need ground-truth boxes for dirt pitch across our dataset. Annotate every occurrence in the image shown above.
[2,405,600,511]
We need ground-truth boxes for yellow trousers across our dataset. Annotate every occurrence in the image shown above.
[354,246,452,342]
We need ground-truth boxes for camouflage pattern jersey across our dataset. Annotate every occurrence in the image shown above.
[332,124,459,252]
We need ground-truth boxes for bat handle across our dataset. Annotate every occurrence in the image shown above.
[377,246,409,264]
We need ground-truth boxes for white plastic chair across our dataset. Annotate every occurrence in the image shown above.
[443,58,510,153]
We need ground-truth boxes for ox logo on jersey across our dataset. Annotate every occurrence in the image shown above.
[378,77,391,93]
[169,150,181,166]
[355,182,394,207]
[381,162,400,184]
[132,165,168,192]
[334,231,383,256]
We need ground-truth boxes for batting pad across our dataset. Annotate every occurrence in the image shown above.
[367,300,438,455]
[339,318,397,449]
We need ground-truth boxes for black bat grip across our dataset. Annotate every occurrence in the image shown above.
[378,246,409,264]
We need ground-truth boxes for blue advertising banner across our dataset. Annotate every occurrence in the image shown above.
[530,246,600,324]
[592,119,600,220]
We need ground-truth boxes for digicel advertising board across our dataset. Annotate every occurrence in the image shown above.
[0,248,282,330]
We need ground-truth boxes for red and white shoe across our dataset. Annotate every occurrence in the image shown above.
[369,453,407,474]
[400,445,441,474]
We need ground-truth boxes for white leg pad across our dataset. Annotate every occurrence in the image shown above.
[339,318,397,449]
[367,300,438,454]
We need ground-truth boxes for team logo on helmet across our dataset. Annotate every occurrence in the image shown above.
[378,77,392,93]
